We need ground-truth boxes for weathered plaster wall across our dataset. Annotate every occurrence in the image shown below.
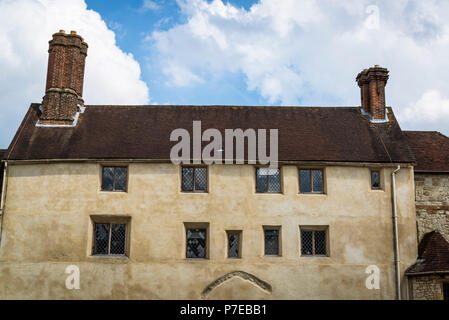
[415,173,449,242]
[0,163,417,299]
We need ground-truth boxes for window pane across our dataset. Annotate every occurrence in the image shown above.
[314,231,327,255]
[93,223,110,255]
[228,233,240,258]
[371,171,380,189]
[194,168,207,191]
[256,168,268,193]
[264,229,279,255]
[268,168,281,193]
[300,169,311,193]
[101,167,114,191]
[114,167,127,191]
[110,224,126,255]
[301,230,313,255]
[186,228,207,258]
[312,170,323,192]
[182,168,194,191]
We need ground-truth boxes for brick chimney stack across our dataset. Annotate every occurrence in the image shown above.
[356,65,389,120]
[41,30,88,124]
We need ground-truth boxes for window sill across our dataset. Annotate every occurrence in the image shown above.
[264,255,282,258]
[88,255,129,263]
[370,188,384,192]
[298,193,326,196]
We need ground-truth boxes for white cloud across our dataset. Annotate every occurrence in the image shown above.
[0,0,150,147]
[149,0,449,136]
[141,0,160,12]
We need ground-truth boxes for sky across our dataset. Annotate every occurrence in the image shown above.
[0,0,449,148]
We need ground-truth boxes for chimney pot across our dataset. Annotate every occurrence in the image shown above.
[41,31,88,124]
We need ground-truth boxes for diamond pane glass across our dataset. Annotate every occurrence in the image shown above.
[300,169,311,193]
[101,167,114,191]
[93,223,110,255]
[186,228,206,258]
[264,229,279,255]
[182,168,194,191]
[312,170,323,192]
[194,168,207,191]
[314,231,327,255]
[268,168,281,193]
[110,223,126,255]
[228,233,240,258]
[301,230,313,255]
[114,167,127,191]
[371,171,380,189]
[256,168,268,193]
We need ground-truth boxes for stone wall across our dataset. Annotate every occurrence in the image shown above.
[414,173,449,243]
[409,275,449,300]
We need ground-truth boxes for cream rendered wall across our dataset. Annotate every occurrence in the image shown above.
[0,163,417,299]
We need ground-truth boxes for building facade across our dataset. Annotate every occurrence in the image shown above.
[404,131,449,300]
[0,31,421,299]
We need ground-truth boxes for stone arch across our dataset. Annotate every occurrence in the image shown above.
[201,271,272,299]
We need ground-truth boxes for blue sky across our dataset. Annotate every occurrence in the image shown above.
[86,0,265,106]
[1,0,449,148]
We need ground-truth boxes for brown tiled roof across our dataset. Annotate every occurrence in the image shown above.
[403,131,449,172]
[406,231,449,275]
[4,104,415,163]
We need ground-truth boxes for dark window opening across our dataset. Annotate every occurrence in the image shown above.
[101,167,127,192]
[264,228,280,256]
[371,170,380,189]
[186,228,207,259]
[93,222,127,255]
[299,169,323,193]
[227,231,241,258]
[256,168,281,193]
[301,228,328,256]
[182,167,207,192]
[443,283,449,300]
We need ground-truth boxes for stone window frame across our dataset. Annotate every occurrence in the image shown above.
[299,225,330,257]
[298,167,326,194]
[255,166,283,194]
[100,165,129,192]
[184,222,210,260]
[180,165,209,193]
[263,225,282,257]
[226,230,242,259]
[90,215,131,258]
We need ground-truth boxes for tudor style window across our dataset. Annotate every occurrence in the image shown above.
[371,170,381,189]
[264,226,281,256]
[299,169,324,193]
[92,219,129,256]
[185,223,209,259]
[300,227,328,256]
[256,168,281,193]
[227,230,242,259]
[182,167,207,192]
[101,166,127,192]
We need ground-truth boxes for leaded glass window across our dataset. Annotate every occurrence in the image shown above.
[186,228,207,258]
[264,228,280,256]
[227,231,241,258]
[93,222,127,256]
[299,169,324,193]
[443,283,449,300]
[301,228,328,256]
[371,170,380,189]
[101,166,127,192]
[256,168,281,193]
[182,167,207,192]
